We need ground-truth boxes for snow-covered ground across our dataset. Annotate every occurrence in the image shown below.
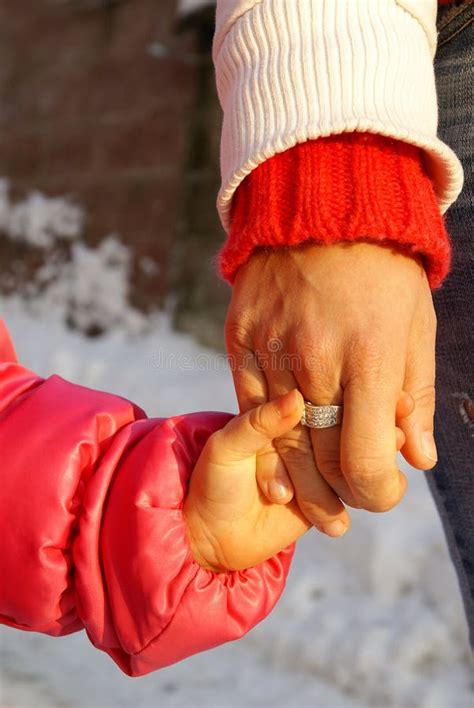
[1,300,473,708]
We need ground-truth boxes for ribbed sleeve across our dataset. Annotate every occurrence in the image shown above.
[220,133,452,290]
[213,0,464,232]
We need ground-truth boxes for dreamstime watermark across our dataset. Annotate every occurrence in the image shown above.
[147,337,321,373]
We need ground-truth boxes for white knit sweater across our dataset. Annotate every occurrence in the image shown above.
[213,0,464,232]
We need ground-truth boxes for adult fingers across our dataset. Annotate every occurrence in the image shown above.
[294,338,359,508]
[309,424,360,509]
[397,390,416,420]
[226,337,268,413]
[256,367,300,504]
[227,338,295,503]
[276,424,351,537]
[301,387,412,510]
[398,297,438,470]
[340,343,407,512]
[265,368,350,537]
[394,391,414,451]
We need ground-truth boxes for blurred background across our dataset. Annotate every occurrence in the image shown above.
[0,2,473,707]
[0,0,227,348]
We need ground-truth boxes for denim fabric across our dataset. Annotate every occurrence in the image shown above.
[426,1,474,647]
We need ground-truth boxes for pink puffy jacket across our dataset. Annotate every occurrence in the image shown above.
[0,320,294,677]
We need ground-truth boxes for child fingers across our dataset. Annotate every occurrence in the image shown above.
[217,390,304,463]
[256,448,295,504]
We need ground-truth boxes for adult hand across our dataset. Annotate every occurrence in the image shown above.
[225,241,438,535]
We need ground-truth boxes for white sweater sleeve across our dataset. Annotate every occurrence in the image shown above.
[213,0,464,232]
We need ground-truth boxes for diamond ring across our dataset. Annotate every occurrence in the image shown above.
[301,401,343,429]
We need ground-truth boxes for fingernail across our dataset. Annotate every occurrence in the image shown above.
[268,480,290,500]
[421,431,438,462]
[324,520,348,538]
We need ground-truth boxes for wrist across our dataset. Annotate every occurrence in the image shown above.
[183,500,227,574]
[235,240,428,291]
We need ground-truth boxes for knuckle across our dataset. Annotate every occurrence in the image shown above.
[360,494,400,513]
[249,406,268,437]
[317,457,343,481]
[225,317,254,350]
[254,328,288,380]
[206,430,224,456]
[410,383,436,411]
[344,456,401,510]
[274,431,313,459]
[253,333,283,372]
[344,455,396,488]
[294,334,324,362]
[291,332,337,377]
[345,456,387,480]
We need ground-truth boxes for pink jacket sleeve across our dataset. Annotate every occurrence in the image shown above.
[0,320,294,677]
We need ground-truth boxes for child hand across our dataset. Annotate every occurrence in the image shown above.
[183,390,334,573]
[184,389,416,573]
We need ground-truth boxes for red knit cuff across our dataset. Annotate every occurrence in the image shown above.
[219,133,451,290]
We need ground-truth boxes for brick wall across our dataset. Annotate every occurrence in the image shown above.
[0,0,228,336]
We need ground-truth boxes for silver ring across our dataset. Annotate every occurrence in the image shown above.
[301,401,343,429]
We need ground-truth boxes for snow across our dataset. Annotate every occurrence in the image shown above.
[0,178,147,336]
[38,236,147,336]
[0,184,472,706]
[0,178,82,248]
[0,300,473,708]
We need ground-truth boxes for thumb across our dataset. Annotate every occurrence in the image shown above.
[218,389,304,463]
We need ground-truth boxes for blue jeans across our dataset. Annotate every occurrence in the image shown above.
[427,1,474,647]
